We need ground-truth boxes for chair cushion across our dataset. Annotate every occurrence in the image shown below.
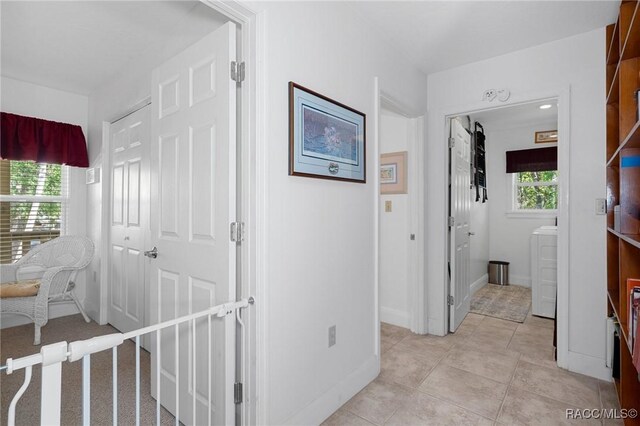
[0,280,40,298]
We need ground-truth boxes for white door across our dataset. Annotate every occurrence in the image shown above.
[109,105,150,334]
[449,118,471,332]
[149,22,237,426]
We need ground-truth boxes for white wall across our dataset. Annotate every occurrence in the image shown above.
[0,76,89,327]
[470,186,490,292]
[244,2,428,424]
[426,28,607,379]
[379,110,412,328]
[486,121,557,287]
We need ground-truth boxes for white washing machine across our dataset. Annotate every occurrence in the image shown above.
[531,226,558,318]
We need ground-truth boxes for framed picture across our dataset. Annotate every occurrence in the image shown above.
[380,151,407,194]
[535,130,558,144]
[289,82,366,182]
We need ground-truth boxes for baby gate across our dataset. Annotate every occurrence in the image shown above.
[2,298,251,426]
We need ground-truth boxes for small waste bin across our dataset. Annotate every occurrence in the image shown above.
[488,260,509,286]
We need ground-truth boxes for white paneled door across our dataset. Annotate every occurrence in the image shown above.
[449,118,471,332]
[149,22,237,426]
[109,105,150,335]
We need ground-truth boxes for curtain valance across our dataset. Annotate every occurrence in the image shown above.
[506,146,557,173]
[1,112,89,167]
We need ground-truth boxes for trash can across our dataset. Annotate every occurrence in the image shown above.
[488,260,509,286]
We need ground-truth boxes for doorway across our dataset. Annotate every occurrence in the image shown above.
[448,100,560,344]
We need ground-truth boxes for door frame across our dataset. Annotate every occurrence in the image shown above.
[97,1,266,424]
[376,84,427,335]
[439,87,570,369]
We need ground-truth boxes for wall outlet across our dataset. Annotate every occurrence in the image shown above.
[385,200,392,212]
[595,198,607,215]
[328,325,336,347]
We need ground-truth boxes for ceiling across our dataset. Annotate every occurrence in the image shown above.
[1,1,619,95]
[470,101,558,129]
[348,1,619,75]
[1,1,229,95]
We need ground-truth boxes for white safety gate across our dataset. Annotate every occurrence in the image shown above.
[2,298,250,426]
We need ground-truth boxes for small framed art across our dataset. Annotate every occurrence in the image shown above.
[289,82,366,183]
[535,130,558,144]
[380,151,407,194]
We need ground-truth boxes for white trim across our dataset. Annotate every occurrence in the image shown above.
[284,355,379,425]
[377,88,427,335]
[380,307,410,329]
[436,87,571,370]
[470,274,488,295]
[374,78,381,359]
[98,122,110,325]
[566,350,612,382]
[505,211,558,219]
[509,274,532,287]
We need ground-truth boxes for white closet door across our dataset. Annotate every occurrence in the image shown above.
[109,105,150,335]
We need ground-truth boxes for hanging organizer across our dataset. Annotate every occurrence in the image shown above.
[474,122,488,203]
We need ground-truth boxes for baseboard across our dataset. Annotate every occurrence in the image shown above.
[508,274,531,287]
[428,316,446,336]
[1,301,79,329]
[470,274,488,295]
[380,306,409,328]
[566,350,611,381]
[283,355,379,425]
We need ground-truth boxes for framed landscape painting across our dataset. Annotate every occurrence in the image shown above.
[289,82,366,183]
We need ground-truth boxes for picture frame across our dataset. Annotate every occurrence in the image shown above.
[535,130,558,144]
[289,82,366,183]
[380,151,407,194]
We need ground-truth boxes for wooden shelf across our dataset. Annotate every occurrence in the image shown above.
[608,227,640,250]
[605,6,640,420]
[607,120,640,166]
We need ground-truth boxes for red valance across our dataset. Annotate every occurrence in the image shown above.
[1,112,89,168]
[506,146,557,173]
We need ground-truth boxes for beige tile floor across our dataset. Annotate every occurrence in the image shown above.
[324,312,621,425]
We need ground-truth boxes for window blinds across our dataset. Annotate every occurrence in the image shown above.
[0,160,67,264]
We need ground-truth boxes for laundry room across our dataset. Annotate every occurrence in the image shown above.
[450,100,560,330]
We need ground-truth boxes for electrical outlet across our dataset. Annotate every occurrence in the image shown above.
[385,200,392,212]
[595,198,607,215]
[328,325,336,347]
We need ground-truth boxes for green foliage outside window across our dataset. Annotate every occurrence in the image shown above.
[515,171,558,210]
[3,160,62,231]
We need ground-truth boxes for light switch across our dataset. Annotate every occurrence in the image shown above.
[385,200,392,212]
[595,198,607,215]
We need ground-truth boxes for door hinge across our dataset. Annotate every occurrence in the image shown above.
[448,137,455,149]
[231,61,245,83]
[448,216,455,227]
[234,382,243,404]
[230,222,245,242]
[448,295,454,306]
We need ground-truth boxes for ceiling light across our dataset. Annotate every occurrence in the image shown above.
[539,104,552,110]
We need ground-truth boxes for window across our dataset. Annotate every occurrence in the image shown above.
[0,160,68,264]
[512,170,558,211]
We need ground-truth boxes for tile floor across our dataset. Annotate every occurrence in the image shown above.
[323,312,621,425]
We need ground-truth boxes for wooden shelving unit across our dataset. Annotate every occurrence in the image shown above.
[606,2,640,422]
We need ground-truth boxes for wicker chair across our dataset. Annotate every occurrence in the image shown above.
[0,236,94,345]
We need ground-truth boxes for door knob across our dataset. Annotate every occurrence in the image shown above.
[144,247,158,259]
[468,232,475,236]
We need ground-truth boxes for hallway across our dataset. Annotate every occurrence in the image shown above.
[324,314,621,425]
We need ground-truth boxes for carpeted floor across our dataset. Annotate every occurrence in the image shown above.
[470,283,532,323]
[0,314,176,425]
